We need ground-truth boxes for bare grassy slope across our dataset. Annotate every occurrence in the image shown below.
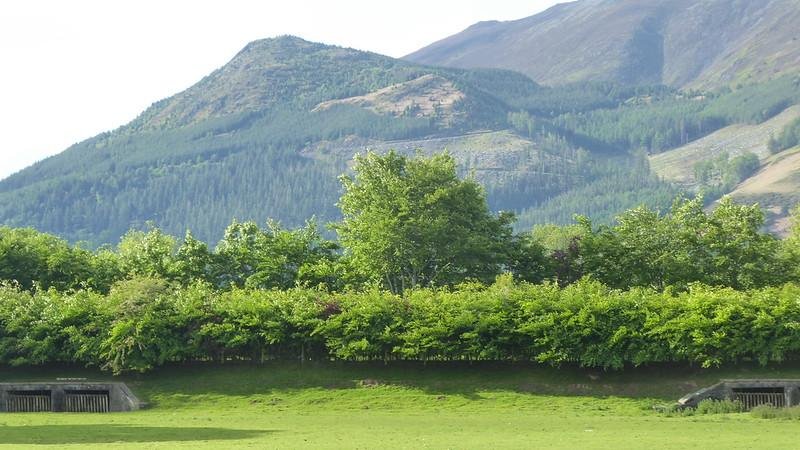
[650,105,800,235]
[650,105,800,185]
[302,130,581,195]
[406,0,800,88]
[727,147,800,235]
[313,74,466,126]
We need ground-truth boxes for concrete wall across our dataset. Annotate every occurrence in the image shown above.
[678,379,800,409]
[0,382,141,412]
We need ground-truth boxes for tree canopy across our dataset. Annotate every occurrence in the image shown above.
[0,152,797,295]
[334,151,514,292]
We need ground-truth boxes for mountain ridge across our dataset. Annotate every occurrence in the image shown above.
[2,14,800,245]
[406,0,800,88]
[0,36,595,244]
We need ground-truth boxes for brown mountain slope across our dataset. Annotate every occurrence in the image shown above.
[405,0,800,88]
[727,147,800,236]
[650,105,800,185]
[647,104,800,236]
[312,74,466,127]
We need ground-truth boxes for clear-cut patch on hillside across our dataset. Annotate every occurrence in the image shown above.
[727,147,800,236]
[312,74,466,126]
[300,130,581,189]
[649,105,800,186]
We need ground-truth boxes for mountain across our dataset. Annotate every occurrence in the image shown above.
[727,146,800,235]
[0,36,631,244]
[2,30,799,246]
[406,0,800,88]
[650,105,800,186]
[650,105,800,235]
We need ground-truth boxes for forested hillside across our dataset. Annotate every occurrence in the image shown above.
[0,37,522,243]
[1,32,800,245]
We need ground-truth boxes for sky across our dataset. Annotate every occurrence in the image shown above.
[0,0,563,180]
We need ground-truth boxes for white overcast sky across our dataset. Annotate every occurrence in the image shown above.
[0,0,562,180]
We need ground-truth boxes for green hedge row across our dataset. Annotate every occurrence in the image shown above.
[3,276,800,373]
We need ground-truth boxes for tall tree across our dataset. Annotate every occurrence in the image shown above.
[214,220,338,290]
[116,225,177,280]
[334,151,514,292]
[0,226,95,291]
[578,196,785,290]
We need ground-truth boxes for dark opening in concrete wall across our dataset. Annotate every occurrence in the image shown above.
[65,390,111,413]
[0,382,140,413]
[732,387,786,409]
[679,379,800,410]
[6,390,52,412]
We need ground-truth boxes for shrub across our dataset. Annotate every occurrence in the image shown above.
[653,404,695,417]
[4,277,800,373]
[695,399,744,414]
[750,405,800,419]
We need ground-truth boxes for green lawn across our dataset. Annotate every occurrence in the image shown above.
[2,362,800,449]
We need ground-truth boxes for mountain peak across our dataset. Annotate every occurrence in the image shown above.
[131,36,402,130]
[235,35,324,58]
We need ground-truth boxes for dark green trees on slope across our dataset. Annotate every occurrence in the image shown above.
[3,33,799,247]
[769,116,800,153]
[0,37,525,245]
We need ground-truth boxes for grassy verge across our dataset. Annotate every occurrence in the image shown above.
[2,362,800,449]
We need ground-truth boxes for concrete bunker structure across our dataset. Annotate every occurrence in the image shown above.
[0,382,141,413]
[678,379,800,410]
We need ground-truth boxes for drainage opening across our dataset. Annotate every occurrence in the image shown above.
[7,390,52,412]
[732,387,785,409]
[65,390,110,413]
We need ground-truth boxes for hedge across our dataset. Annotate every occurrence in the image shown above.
[2,276,800,373]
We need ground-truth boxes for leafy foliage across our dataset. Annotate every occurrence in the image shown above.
[769,116,800,153]
[751,404,800,420]
[215,220,339,290]
[578,196,785,291]
[2,160,800,374]
[0,227,105,292]
[695,399,745,414]
[4,278,800,373]
[334,151,514,292]
[0,192,793,295]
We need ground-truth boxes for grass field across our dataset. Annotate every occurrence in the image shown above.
[2,362,800,449]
